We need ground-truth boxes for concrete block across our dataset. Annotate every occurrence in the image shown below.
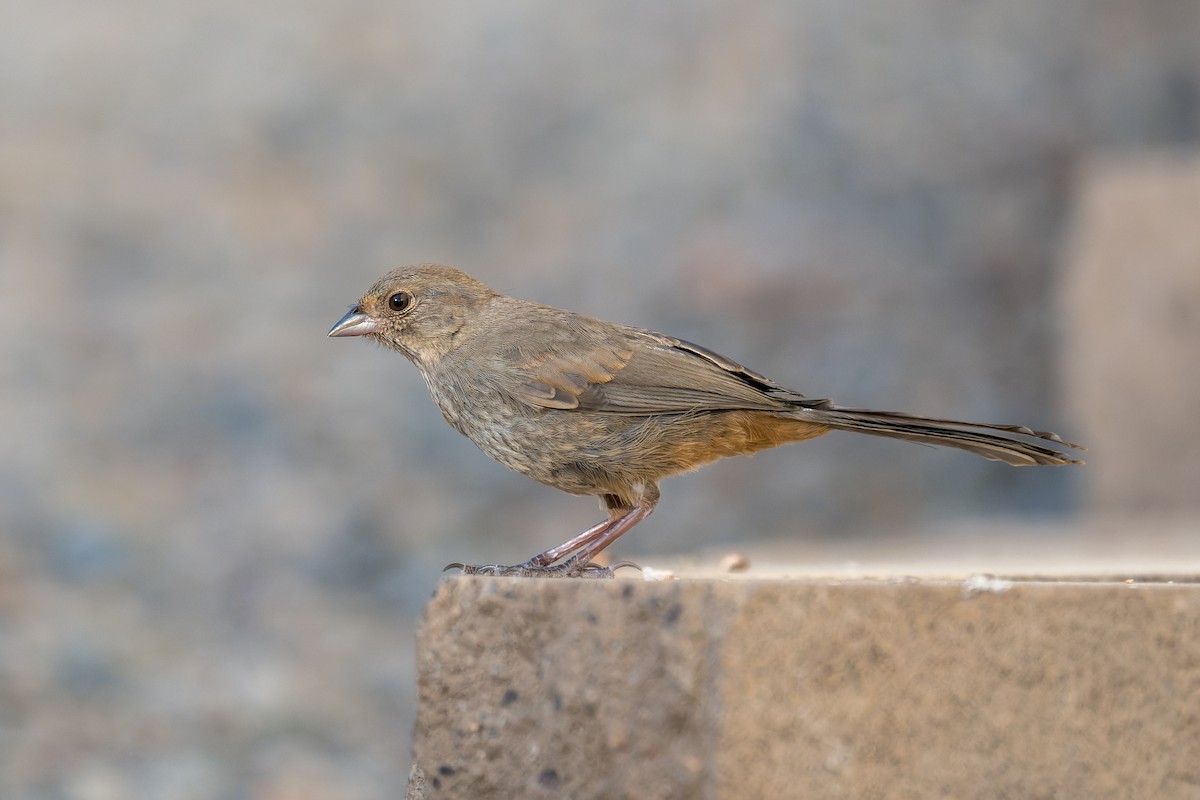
[409,575,1199,799]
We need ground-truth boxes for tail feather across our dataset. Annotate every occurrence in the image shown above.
[801,407,1086,466]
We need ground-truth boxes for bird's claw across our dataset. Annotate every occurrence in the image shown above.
[442,559,619,579]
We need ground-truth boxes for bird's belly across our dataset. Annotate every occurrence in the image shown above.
[422,368,830,496]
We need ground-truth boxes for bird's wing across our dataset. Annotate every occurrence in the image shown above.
[485,310,636,410]
[575,333,824,413]
[501,319,824,414]
[505,341,635,410]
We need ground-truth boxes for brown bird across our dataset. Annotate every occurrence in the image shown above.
[329,264,1084,578]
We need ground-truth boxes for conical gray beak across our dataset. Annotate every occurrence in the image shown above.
[328,305,378,337]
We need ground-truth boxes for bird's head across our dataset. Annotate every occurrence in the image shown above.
[328,264,496,366]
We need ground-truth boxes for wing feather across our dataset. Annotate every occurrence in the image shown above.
[500,320,814,415]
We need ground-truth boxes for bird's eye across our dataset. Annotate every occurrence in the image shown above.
[388,291,413,313]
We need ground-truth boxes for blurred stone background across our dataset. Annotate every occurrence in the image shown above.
[2,1,1198,797]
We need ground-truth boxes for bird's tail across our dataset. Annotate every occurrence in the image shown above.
[800,406,1085,466]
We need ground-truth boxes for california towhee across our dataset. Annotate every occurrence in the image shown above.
[329,264,1084,577]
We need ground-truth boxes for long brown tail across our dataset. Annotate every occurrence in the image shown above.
[801,407,1085,466]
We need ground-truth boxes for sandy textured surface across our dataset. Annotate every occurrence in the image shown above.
[411,569,1199,799]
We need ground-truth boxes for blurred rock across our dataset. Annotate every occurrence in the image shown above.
[1061,151,1200,515]
[44,518,133,582]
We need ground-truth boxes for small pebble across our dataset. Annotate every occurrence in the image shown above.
[641,566,676,581]
[720,553,750,572]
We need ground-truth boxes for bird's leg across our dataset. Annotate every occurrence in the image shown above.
[446,486,659,578]
[522,515,624,567]
[560,487,658,576]
[446,516,622,578]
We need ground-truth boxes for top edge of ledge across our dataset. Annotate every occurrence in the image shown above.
[440,572,1200,587]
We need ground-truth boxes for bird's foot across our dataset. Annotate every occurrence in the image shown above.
[443,558,637,579]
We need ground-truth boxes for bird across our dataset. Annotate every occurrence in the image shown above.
[328,264,1084,578]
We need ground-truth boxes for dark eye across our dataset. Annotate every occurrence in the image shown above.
[388,291,413,312]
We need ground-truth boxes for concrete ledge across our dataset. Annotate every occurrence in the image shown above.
[408,575,1199,799]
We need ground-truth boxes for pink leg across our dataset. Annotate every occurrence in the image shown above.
[522,515,623,567]
[448,485,660,578]
[561,499,655,573]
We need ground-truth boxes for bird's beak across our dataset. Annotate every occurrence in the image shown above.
[328,305,378,337]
